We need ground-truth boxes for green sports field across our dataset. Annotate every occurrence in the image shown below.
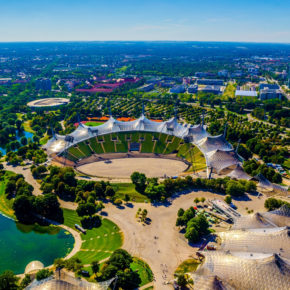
[62,131,207,171]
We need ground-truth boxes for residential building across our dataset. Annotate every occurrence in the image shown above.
[260,89,282,100]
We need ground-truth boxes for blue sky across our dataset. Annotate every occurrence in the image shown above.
[0,0,289,42]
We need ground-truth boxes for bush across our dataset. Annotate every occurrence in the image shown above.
[36,269,53,281]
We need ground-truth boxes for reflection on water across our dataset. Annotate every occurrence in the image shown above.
[0,213,74,274]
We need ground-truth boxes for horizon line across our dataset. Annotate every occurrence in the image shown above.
[0,40,289,45]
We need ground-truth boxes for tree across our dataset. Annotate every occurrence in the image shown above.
[20,274,31,288]
[200,197,206,204]
[13,194,35,223]
[177,208,185,217]
[264,198,289,211]
[177,274,188,288]
[185,226,199,243]
[194,197,200,205]
[124,194,130,203]
[91,260,99,273]
[226,180,245,196]
[76,203,96,217]
[36,269,53,281]
[0,270,19,290]
[20,136,27,146]
[224,195,232,204]
[130,172,147,193]
[105,186,115,197]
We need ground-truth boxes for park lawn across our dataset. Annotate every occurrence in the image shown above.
[85,122,104,127]
[40,134,50,145]
[130,257,153,287]
[112,183,149,203]
[0,171,16,219]
[175,259,200,275]
[63,209,123,265]
[23,120,35,134]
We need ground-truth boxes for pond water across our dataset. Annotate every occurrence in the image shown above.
[0,130,34,156]
[0,214,74,274]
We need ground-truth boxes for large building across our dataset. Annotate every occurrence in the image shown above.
[45,113,244,179]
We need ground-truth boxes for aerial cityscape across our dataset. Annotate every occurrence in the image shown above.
[0,1,289,290]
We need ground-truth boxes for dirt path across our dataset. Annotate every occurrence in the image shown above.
[103,190,267,289]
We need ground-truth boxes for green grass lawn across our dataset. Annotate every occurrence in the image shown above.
[85,122,104,127]
[130,257,153,286]
[0,171,16,219]
[89,138,104,154]
[63,209,123,265]
[23,120,35,134]
[175,259,200,275]
[112,183,149,203]
[78,141,93,157]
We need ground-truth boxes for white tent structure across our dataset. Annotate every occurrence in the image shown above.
[45,114,244,178]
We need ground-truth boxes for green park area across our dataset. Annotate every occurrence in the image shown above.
[63,209,123,265]
[0,171,16,219]
[113,183,149,203]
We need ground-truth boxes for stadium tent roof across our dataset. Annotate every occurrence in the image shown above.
[194,251,290,290]
[263,205,290,227]
[197,135,233,154]
[192,273,234,290]
[26,272,114,290]
[252,173,288,194]
[219,227,290,259]
[207,149,238,174]
[44,114,244,177]
[232,212,274,230]
[227,164,251,180]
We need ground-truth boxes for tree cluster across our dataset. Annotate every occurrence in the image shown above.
[176,207,210,243]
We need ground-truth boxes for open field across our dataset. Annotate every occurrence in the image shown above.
[77,158,188,178]
[63,209,123,265]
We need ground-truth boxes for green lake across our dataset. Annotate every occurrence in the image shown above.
[0,214,74,274]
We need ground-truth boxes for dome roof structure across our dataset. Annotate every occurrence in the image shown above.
[25,261,44,274]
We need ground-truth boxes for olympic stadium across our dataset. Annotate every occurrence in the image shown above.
[44,113,246,179]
